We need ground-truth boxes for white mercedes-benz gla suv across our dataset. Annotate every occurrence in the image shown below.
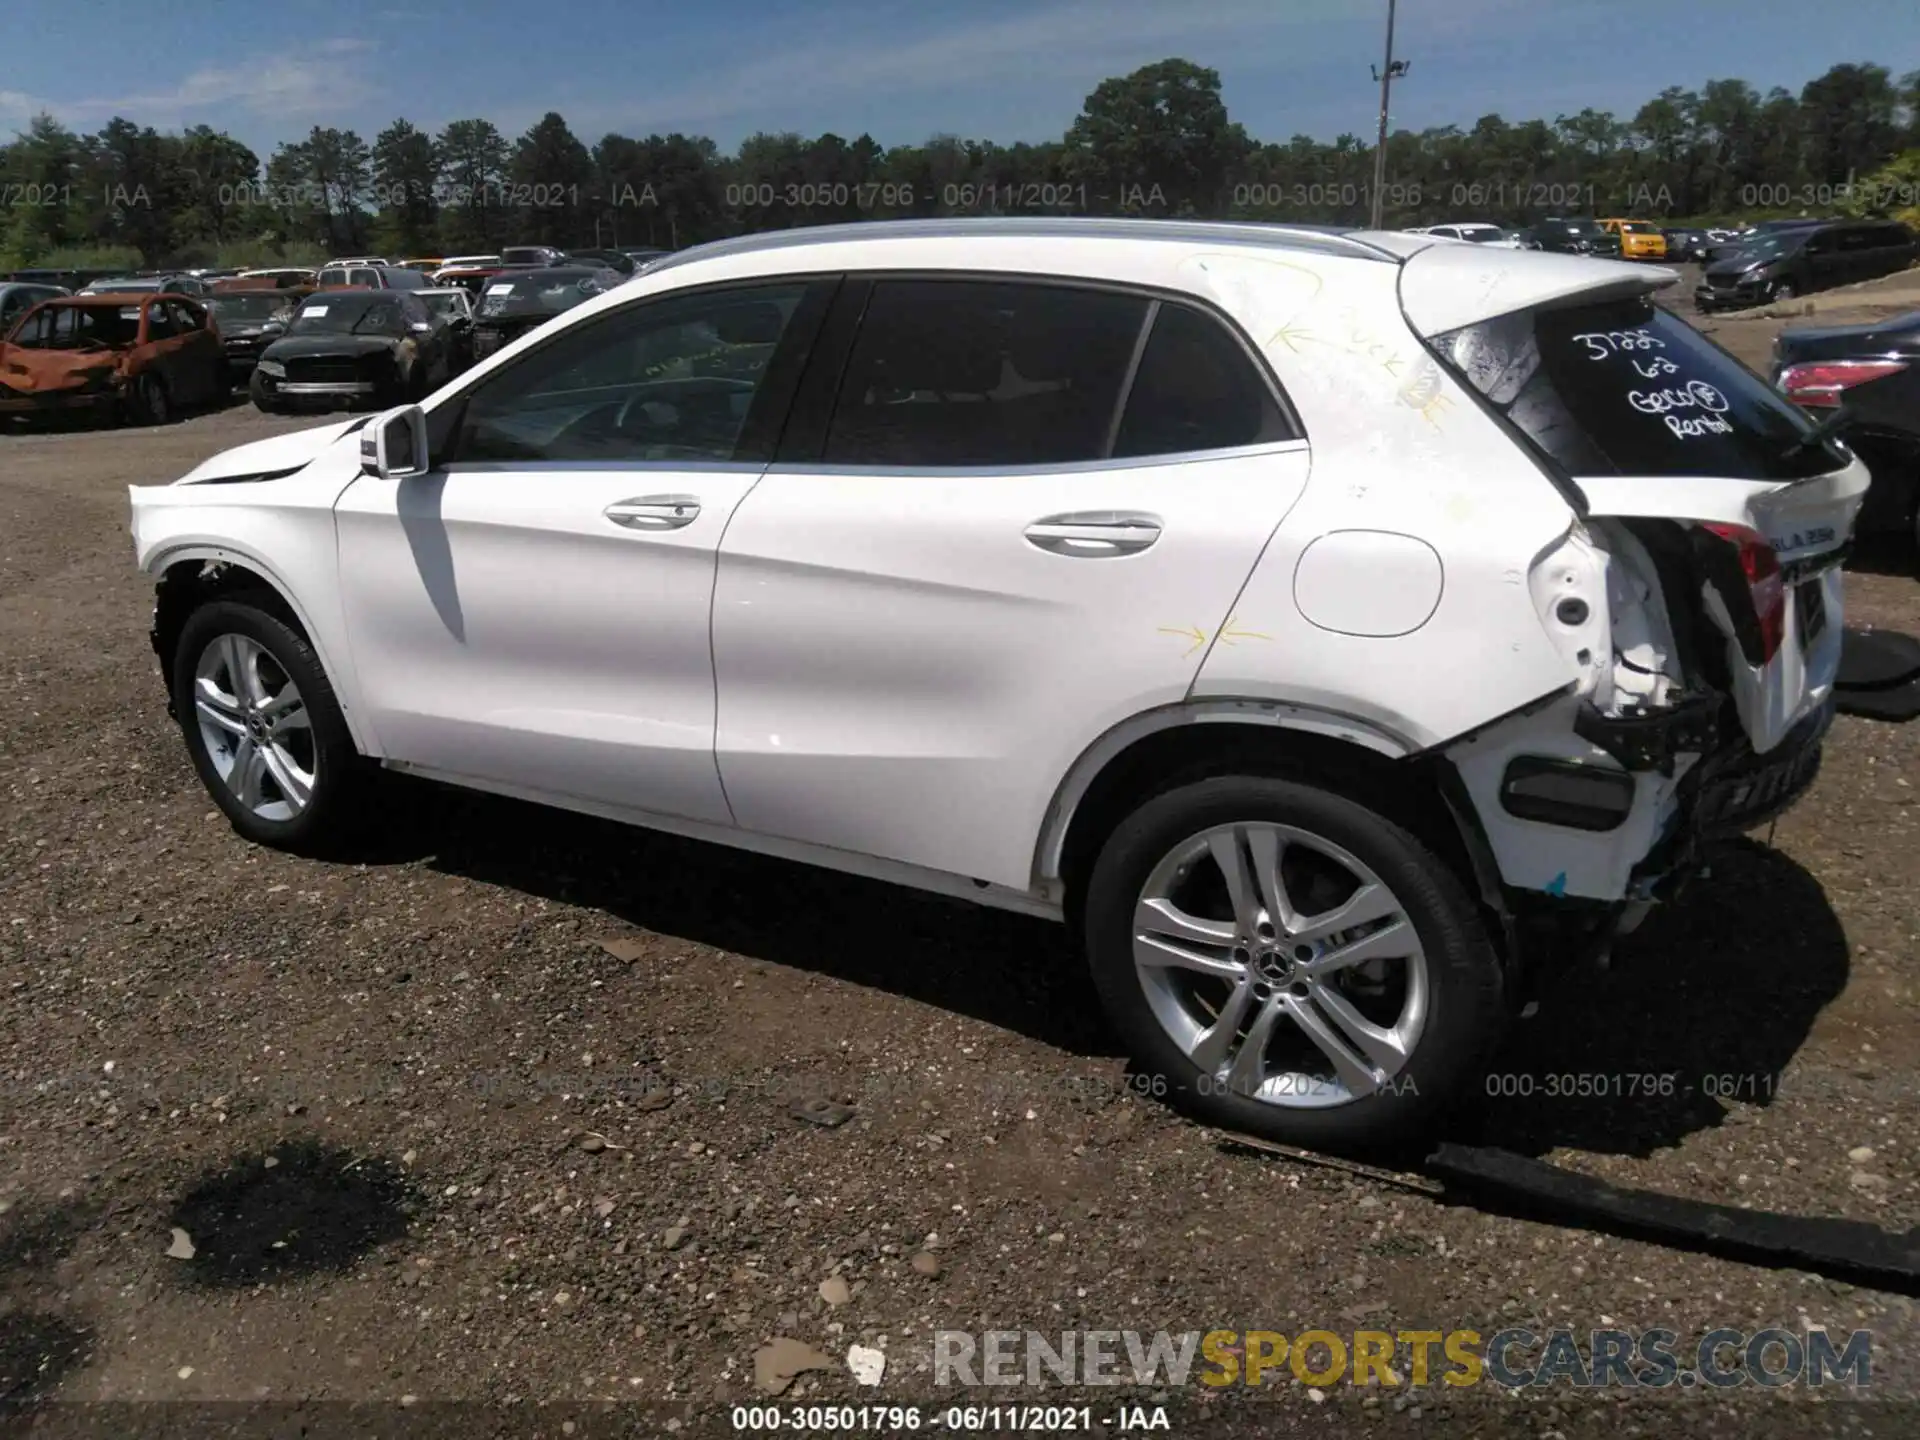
[129,219,1866,1151]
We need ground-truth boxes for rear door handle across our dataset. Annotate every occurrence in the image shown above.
[604,494,701,531]
[1023,511,1162,557]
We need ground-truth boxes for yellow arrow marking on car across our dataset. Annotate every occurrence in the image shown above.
[1217,616,1273,646]
[1158,625,1209,657]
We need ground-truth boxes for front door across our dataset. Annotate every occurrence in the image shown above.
[333,277,831,825]
[713,277,1314,888]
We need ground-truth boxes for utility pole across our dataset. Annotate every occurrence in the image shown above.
[1369,0,1409,230]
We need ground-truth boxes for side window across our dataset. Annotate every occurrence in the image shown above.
[456,282,813,465]
[1805,230,1838,255]
[1112,302,1297,458]
[144,303,176,340]
[350,268,381,287]
[1836,228,1874,253]
[823,280,1148,467]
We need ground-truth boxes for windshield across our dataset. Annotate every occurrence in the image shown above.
[1433,295,1839,483]
[9,304,141,348]
[1461,228,1504,242]
[500,248,552,266]
[477,269,620,318]
[88,278,158,292]
[206,293,298,325]
[1618,222,1657,234]
[1728,235,1802,264]
[289,296,411,337]
[421,292,466,320]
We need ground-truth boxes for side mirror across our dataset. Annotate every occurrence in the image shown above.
[262,320,286,335]
[360,404,430,480]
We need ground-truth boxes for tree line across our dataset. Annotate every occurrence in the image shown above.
[3,57,1918,271]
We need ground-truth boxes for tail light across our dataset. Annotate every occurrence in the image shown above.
[1776,358,1908,409]
[1700,523,1785,663]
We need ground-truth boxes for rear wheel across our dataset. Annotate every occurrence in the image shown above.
[1084,776,1505,1153]
[173,599,370,854]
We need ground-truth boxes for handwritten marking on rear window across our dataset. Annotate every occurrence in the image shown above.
[1571,329,1665,359]
[1628,379,1733,438]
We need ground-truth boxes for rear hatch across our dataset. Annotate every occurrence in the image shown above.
[1398,244,1868,756]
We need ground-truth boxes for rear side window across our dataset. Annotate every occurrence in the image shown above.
[1112,302,1295,457]
[824,280,1148,467]
[1432,296,1838,482]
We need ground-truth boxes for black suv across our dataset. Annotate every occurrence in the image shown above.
[1696,220,1917,313]
[1514,217,1622,257]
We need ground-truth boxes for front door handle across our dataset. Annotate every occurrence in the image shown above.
[1023,511,1162,557]
[604,494,701,531]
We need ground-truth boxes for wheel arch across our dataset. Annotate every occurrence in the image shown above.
[1035,702,1504,947]
[149,544,375,754]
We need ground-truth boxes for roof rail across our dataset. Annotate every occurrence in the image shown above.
[640,216,1404,280]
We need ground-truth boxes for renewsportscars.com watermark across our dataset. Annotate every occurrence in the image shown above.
[933,1327,1872,1390]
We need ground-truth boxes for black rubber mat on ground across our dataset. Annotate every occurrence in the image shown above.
[1835,626,1920,722]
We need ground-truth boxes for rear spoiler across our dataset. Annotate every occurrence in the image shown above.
[1393,243,1680,338]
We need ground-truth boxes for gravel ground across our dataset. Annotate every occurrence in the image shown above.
[2,299,1919,1437]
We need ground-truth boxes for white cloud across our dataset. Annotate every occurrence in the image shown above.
[0,40,377,133]
[585,0,1339,134]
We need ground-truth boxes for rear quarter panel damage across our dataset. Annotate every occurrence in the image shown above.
[1183,249,1583,749]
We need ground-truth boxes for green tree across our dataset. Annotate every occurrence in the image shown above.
[508,112,593,246]
[1064,58,1248,216]
[1800,63,1900,185]
[434,119,511,250]
[1,115,88,264]
[372,119,439,255]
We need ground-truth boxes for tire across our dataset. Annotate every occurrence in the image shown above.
[249,372,281,414]
[1083,776,1505,1154]
[1772,281,1797,303]
[173,598,370,855]
[130,373,171,425]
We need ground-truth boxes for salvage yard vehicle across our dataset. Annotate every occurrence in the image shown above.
[1599,218,1669,261]
[204,286,312,385]
[0,280,70,333]
[128,218,1866,1150]
[315,261,431,291]
[1773,309,1920,549]
[1515,217,1622,257]
[3,292,225,425]
[78,273,206,297]
[1405,222,1510,245]
[418,287,478,373]
[1696,220,1918,313]
[236,267,319,289]
[431,263,505,300]
[470,264,625,359]
[249,288,456,413]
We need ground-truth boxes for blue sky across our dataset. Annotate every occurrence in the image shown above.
[4,0,1916,159]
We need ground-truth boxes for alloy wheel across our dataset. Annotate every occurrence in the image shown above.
[192,633,316,821]
[1131,822,1428,1109]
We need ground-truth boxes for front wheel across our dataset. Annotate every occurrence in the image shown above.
[1083,776,1505,1154]
[1771,280,1797,302]
[173,599,370,854]
[130,373,171,425]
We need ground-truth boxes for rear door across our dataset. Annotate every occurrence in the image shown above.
[711,275,1313,889]
[1419,283,1868,753]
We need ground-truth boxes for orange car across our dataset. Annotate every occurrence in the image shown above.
[1599,218,1669,260]
[0,292,227,425]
